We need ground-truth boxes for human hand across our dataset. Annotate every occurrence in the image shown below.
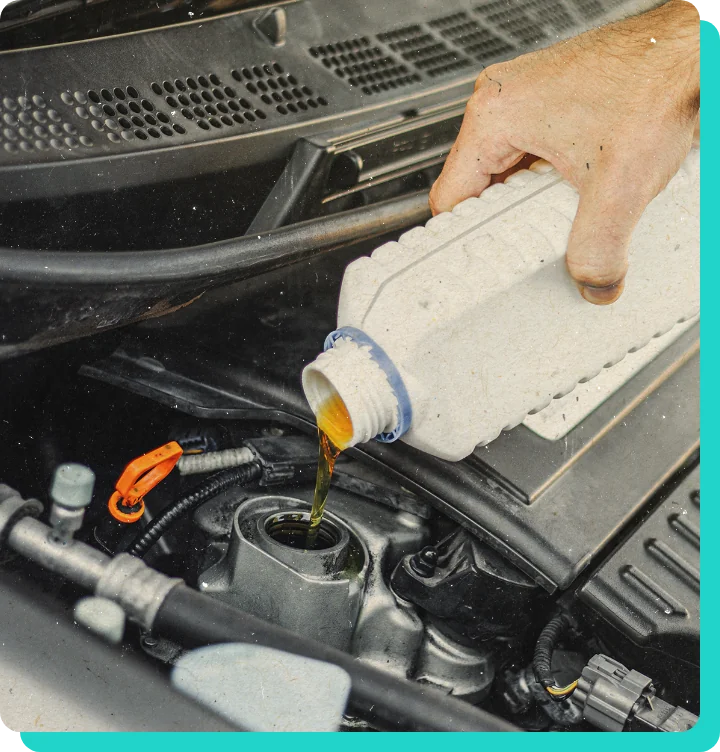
[429,0,699,305]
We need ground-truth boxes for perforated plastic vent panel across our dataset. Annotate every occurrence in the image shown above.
[377,24,473,78]
[429,12,515,62]
[308,38,420,96]
[0,0,658,200]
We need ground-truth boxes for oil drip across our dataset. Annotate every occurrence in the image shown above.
[306,392,353,549]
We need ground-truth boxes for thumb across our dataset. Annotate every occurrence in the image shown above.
[566,173,652,305]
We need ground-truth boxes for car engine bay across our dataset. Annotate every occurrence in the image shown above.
[0,0,699,733]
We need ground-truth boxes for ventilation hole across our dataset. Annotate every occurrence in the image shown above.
[282,90,292,101]
[287,103,298,113]
[116,103,129,115]
[178,94,190,106]
[161,125,173,136]
[190,92,202,104]
[212,87,224,100]
[126,86,139,98]
[231,70,242,82]
[242,67,252,79]
[182,108,194,119]
[60,92,73,105]
[255,109,266,119]
[173,123,186,134]
[65,136,79,148]
[198,75,210,88]
[193,106,205,117]
[121,130,134,140]
[276,105,287,115]
[187,77,198,89]
[232,113,244,124]
[104,118,118,130]
[205,104,217,116]
[261,94,272,105]
[72,91,87,105]
[166,96,178,108]
[145,114,157,125]
[197,119,210,130]
[63,122,77,134]
[103,104,115,116]
[252,65,263,77]
[318,96,328,105]
[87,90,100,103]
[50,138,63,149]
[267,79,278,90]
[135,129,148,139]
[287,74,298,85]
[107,132,121,143]
[91,120,103,131]
[157,112,170,123]
[79,135,93,146]
[227,100,239,112]
[131,116,144,127]
[175,79,187,91]
[208,117,221,128]
[75,107,89,119]
[257,80,268,93]
[239,98,251,109]
[246,82,258,94]
[278,76,288,87]
[114,87,126,100]
[297,101,308,111]
[3,143,18,154]
[141,99,154,111]
[49,124,63,136]
[273,62,283,74]
[163,81,175,93]
[201,90,213,102]
[245,111,256,122]
[217,102,229,114]
[224,86,237,98]
[147,127,160,138]
[118,117,132,128]
[19,140,33,152]
[129,101,141,113]
[209,73,221,86]
[221,115,233,126]
[101,89,113,101]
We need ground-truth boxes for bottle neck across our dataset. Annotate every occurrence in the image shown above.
[302,336,400,449]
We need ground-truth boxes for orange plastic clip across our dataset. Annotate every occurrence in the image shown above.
[108,441,183,523]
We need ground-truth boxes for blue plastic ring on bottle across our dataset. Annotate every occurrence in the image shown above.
[323,326,412,443]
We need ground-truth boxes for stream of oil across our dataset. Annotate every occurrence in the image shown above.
[306,392,353,549]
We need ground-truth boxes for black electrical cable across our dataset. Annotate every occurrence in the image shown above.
[533,612,575,690]
[0,192,431,286]
[125,463,262,558]
[154,583,518,732]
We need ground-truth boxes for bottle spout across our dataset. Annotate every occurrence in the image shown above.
[302,334,401,449]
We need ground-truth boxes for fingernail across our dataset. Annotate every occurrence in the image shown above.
[578,280,624,305]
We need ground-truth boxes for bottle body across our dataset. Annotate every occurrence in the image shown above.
[305,155,699,461]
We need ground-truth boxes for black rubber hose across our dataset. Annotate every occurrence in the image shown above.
[154,584,518,732]
[533,612,574,688]
[0,192,431,286]
[125,463,262,558]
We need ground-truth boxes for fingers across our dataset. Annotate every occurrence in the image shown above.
[429,89,524,215]
[566,171,654,305]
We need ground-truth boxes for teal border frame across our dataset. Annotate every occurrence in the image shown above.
[14,18,719,752]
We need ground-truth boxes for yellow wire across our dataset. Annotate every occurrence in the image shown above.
[546,680,578,697]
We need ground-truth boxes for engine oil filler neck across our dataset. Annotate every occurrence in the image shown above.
[198,496,368,651]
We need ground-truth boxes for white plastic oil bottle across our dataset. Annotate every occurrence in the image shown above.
[302,152,699,462]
